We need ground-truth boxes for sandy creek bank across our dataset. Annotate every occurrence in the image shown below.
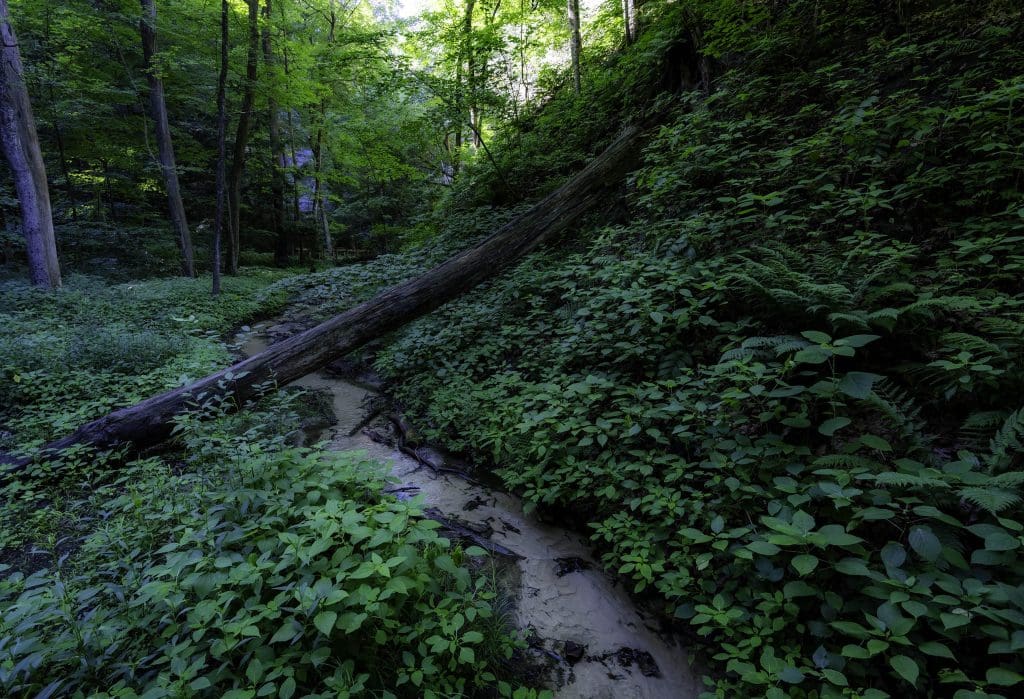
[240,323,702,699]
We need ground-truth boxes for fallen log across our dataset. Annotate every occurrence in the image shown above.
[1,123,645,473]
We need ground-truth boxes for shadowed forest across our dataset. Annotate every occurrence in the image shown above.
[1,0,1023,697]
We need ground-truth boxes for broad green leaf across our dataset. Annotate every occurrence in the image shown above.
[791,554,819,576]
[986,667,1024,686]
[889,655,919,685]
[919,641,954,659]
[819,417,851,436]
[839,372,882,399]
[835,334,880,348]
[908,526,941,561]
[314,611,337,636]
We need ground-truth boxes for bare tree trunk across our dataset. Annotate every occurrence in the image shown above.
[567,0,582,94]
[0,0,61,289]
[311,108,332,260]
[42,5,76,221]
[212,0,229,296]
[2,124,644,469]
[226,0,259,275]
[263,0,287,267]
[464,0,479,148]
[622,0,635,44]
[139,0,195,277]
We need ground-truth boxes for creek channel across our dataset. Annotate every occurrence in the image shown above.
[240,323,701,699]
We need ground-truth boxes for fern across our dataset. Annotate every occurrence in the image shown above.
[865,380,931,456]
[959,410,1009,452]
[987,408,1024,474]
[957,487,1021,515]
[872,471,952,489]
[720,334,808,362]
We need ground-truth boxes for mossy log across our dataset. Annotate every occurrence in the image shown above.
[1,123,645,473]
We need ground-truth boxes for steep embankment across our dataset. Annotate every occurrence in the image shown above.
[367,3,1024,697]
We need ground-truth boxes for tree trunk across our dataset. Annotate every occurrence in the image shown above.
[42,5,76,221]
[311,111,332,260]
[263,0,287,267]
[212,0,229,296]
[226,0,259,275]
[0,0,61,289]
[139,0,195,277]
[567,0,582,94]
[2,123,644,470]
[464,0,479,148]
[622,0,635,45]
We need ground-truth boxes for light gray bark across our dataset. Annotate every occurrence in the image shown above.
[567,0,582,93]
[0,0,61,289]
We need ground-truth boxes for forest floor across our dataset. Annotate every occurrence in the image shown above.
[238,301,706,698]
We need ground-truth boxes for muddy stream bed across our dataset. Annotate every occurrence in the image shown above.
[241,323,701,698]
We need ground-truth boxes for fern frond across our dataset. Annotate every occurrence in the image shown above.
[987,408,1024,474]
[813,454,886,471]
[957,487,1021,515]
[873,472,952,488]
[866,380,931,456]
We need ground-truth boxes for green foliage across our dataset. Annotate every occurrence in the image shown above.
[0,409,521,697]
[0,271,288,445]
[374,1,1024,696]
[0,270,532,697]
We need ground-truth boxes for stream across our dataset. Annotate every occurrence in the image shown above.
[241,324,702,699]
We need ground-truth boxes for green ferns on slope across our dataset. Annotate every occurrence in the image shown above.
[376,1,1024,697]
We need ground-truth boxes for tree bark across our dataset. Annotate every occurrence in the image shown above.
[139,0,195,277]
[263,0,287,267]
[567,0,582,94]
[311,108,332,260]
[226,0,259,275]
[0,0,61,289]
[213,0,229,296]
[464,0,479,148]
[622,0,635,45]
[2,123,645,470]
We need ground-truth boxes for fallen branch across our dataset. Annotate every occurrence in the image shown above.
[1,123,645,474]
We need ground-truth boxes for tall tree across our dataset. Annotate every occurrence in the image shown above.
[464,0,479,147]
[213,0,229,296]
[566,0,582,93]
[311,101,332,260]
[0,0,60,289]
[226,0,260,275]
[621,0,637,44]
[262,0,288,266]
[139,0,195,277]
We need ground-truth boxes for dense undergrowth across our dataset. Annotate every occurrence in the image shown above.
[370,1,1024,697]
[0,274,537,698]
[3,1,1023,697]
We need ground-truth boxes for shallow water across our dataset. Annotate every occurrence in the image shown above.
[241,326,701,698]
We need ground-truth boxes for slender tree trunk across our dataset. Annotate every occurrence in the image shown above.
[226,0,259,275]
[139,0,195,277]
[52,123,75,220]
[622,0,634,44]
[464,0,479,148]
[263,0,287,266]
[0,0,61,289]
[42,5,76,221]
[311,111,332,260]
[567,0,582,94]
[213,0,229,296]
[1,123,645,469]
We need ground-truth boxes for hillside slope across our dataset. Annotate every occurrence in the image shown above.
[371,1,1024,696]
